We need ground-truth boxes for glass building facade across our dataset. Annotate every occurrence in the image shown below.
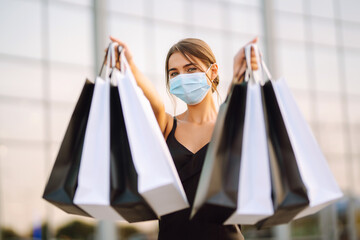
[0,0,359,239]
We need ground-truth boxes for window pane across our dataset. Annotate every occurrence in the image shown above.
[313,46,340,93]
[309,0,334,18]
[50,0,92,7]
[339,0,360,23]
[108,15,147,73]
[318,123,346,155]
[0,144,46,234]
[274,13,305,42]
[50,64,93,102]
[311,19,336,46]
[153,0,185,24]
[223,0,261,7]
[342,23,360,49]
[0,102,45,141]
[291,90,314,123]
[154,23,185,75]
[0,0,42,59]
[190,1,223,30]
[273,0,303,14]
[316,93,344,124]
[275,42,309,90]
[347,95,360,124]
[344,50,360,95]
[50,104,74,142]
[327,156,348,192]
[227,5,263,36]
[349,125,360,155]
[107,0,144,17]
[49,1,94,66]
[0,58,43,99]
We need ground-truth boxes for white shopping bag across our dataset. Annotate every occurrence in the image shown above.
[114,50,189,216]
[225,44,273,224]
[73,44,125,221]
[271,77,343,219]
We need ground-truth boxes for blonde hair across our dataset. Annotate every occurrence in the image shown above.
[165,38,221,115]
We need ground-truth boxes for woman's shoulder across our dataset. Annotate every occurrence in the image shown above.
[164,111,187,140]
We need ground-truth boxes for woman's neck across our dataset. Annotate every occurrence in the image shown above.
[183,93,218,124]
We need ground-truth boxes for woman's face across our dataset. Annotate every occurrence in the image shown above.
[167,52,215,86]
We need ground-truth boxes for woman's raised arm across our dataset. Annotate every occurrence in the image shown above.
[108,36,172,137]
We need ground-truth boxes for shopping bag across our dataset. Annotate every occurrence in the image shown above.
[255,46,309,228]
[270,78,343,219]
[42,79,94,217]
[73,70,125,220]
[109,83,157,222]
[190,81,246,224]
[115,50,189,216]
[225,44,273,225]
[73,43,127,221]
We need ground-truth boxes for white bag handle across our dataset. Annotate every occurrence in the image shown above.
[118,45,125,72]
[105,42,118,79]
[119,46,130,74]
[244,43,272,84]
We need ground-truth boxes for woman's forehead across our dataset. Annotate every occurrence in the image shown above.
[168,52,203,69]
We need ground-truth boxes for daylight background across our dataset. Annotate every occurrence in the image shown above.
[0,0,359,239]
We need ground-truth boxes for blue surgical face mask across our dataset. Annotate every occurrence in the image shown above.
[169,64,214,105]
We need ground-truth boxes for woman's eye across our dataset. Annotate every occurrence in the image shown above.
[170,72,178,77]
[188,67,197,72]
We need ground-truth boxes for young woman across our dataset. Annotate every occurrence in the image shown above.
[108,36,259,240]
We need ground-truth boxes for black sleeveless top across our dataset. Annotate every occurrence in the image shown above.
[158,116,244,240]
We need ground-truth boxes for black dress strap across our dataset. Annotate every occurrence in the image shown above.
[170,116,177,135]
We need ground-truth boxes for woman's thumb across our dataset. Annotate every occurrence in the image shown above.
[251,36,258,44]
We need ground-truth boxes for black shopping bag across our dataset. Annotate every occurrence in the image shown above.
[256,80,309,229]
[191,82,247,224]
[42,79,94,217]
[110,84,157,222]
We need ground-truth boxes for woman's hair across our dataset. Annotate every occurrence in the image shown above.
[165,38,221,114]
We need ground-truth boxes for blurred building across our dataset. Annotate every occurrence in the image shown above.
[0,0,359,239]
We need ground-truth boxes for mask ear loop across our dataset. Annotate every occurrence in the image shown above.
[205,63,216,87]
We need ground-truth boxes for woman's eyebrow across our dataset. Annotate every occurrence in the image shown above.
[183,63,196,68]
[168,63,196,72]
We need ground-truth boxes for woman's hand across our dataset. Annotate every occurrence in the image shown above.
[104,36,134,69]
[232,37,259,83]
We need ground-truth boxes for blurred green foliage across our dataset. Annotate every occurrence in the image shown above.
[55,220,95,240]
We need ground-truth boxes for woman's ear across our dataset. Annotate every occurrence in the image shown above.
[210,63,219,81]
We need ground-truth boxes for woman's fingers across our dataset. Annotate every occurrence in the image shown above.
[234,60,247,83]
[247,36,259,45]
[110,36,126,46]
[109,35,134,65]
[250,46,259,70]
[102,36,125,69]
